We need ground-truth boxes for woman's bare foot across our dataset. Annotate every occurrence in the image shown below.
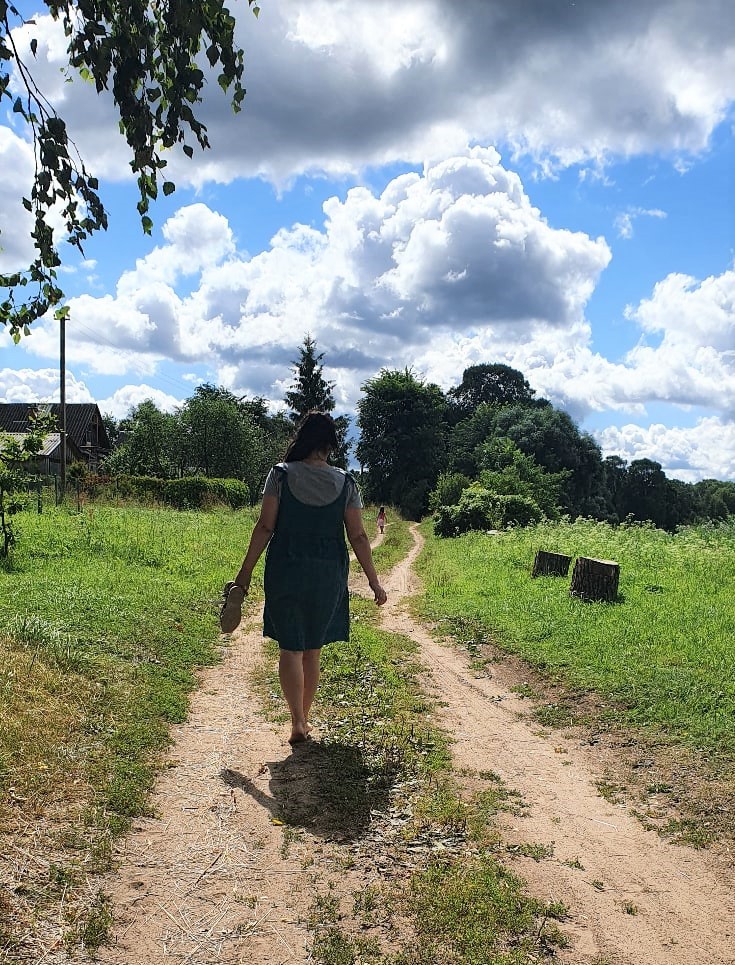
[288,721,312,744]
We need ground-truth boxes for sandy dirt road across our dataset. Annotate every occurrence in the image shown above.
[85,524,735,965]
[373,525,735,965]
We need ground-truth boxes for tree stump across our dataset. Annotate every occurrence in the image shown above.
[531,550,572,577]
[570,557,620,602]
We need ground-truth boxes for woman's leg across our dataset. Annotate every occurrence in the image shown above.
[302,648,321,726]
[279,649,308,743]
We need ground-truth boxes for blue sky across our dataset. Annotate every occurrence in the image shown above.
[1,0,734,480]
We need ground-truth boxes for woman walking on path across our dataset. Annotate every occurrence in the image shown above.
[221,412,387,744]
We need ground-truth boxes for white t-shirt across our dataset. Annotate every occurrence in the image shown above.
[262,462,363,509]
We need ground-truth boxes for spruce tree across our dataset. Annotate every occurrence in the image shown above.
[284,335,351,468]
[285,335,336,419]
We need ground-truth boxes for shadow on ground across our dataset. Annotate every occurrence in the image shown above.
[221,740,395,841]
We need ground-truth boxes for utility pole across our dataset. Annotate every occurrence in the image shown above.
[59,311,66,501]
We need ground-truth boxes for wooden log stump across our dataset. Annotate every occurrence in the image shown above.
[531,550,572,578]
[570,556,620,602]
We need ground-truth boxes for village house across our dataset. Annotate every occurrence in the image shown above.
[0,403,111,473]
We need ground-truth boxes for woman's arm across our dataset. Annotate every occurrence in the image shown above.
[344,506,387,605]
[233,495,279,592]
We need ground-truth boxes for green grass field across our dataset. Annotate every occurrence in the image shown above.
[1,502,568,962]
[0,505,257,825]
[416,518,735,756]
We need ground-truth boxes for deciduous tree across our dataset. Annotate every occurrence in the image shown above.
[179,385,257,478]
[357,368,448,519]
[620,458,669,528]
[449,402,605,517]
[476,437,567,519]
[448,363,536,418]
[103,399,179,478]
[0,0,259,339]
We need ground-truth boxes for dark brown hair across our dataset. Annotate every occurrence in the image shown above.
[284,411,339,462]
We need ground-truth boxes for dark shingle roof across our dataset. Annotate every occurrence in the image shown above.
[0,403,110,452]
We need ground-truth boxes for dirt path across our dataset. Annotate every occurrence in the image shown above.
[86,540,390,965]
[372,525,735,965]
[88,524,735,965]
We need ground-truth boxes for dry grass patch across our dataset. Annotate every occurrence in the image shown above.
[0,637,95,807]
[0,638,109,961]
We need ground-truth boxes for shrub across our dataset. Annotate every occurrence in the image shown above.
[67,461,88,481]
[429,472,471,512]
[162,477,250,510]
[81,475,252,510]
[493,494,543,528]
[433,486,542,537]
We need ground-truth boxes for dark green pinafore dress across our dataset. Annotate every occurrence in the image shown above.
[263,467,350,651]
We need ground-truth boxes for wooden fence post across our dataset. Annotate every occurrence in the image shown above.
[570,557,620,602]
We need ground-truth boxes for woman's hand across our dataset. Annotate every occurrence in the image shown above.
[234,572,251,595]
[370,581,388,606]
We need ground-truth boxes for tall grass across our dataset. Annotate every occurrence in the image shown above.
[1,504,257,824]
[416,518,735,755]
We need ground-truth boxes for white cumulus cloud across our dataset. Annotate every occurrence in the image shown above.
[97,384,183,421]
[597,418,735,482]
[11,151,609,406]
[5,0,734,194]
[0,367,94,404]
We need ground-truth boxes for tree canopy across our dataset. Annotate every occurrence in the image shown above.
[449,363,537,416]
[0,0,258,339]
[4,347,731,531]
[357,368,448,520]
[448,402,606,517]
[103,385,289,501]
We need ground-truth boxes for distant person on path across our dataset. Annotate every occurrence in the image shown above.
[220,411,388,744]
[377,506,387,535]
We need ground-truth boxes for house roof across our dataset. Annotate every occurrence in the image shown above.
[0,403,110,451]
[0,432,84,459]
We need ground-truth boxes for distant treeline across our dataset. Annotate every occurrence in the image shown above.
[355,364,735,531]
[99,346,735,530]
[99,337,350,502]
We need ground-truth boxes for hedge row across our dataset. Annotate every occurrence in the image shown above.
[81,474,253,509]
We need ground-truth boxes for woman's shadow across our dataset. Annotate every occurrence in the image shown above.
[221,739,394,841]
